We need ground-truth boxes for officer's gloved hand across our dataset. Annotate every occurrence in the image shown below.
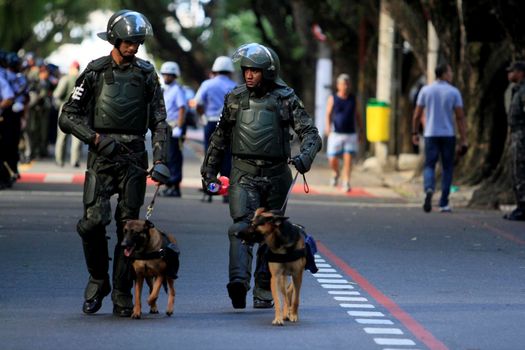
[150,163,170,184]
[202,173,219,195]
[95,135,119,158]
[291,153,312,174]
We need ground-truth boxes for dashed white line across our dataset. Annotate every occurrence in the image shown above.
[313,253,421,348]
[313,273,343,278]
[333,296,368,302]
[321,284,355,289]
[316,267,337,272]
[328,290,361,295]
[355,318,394,325]
[340,303,376,309]
[347,310,385,317]
[317,278,350,284]
[374,338,416,346]
[364,328,404,335]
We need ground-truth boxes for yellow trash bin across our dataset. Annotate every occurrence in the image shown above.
[366,99,390,142]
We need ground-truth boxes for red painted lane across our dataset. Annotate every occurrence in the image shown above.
[455,215,525,246]
[15,173,375,198]
[317,241,449,350]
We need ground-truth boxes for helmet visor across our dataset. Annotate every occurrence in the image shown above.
[232,43,272,65]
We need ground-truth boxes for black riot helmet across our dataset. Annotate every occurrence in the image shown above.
[232,43,281,82]
[97,10,153,46]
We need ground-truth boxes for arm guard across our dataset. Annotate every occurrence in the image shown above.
[290,95,322,165]
[200,95,234,178]
[58,68,97,145]
[146,71,168,163]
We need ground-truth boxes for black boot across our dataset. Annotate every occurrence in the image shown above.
[83,276,111,314]
[227,282,247,309]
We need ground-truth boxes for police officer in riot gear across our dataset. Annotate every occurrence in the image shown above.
[59,10,169,316]
[201,43,322,309]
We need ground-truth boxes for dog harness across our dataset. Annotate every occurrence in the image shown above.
[264,222,319,274]
[130,233,180,279]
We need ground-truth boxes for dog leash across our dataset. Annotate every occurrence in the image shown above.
[280,171,309,212]
[145,184,161,220]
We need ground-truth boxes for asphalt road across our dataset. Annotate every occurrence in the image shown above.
[1,182,524,350]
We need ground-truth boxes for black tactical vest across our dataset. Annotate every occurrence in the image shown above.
[231,88,291,160]
[94,66,148,134]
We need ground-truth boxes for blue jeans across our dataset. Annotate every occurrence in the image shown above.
[423,136,456,207]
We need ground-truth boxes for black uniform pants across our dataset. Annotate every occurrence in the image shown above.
[77,148,148,307]
[227,160,292,300]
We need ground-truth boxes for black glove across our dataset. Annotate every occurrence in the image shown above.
[95,135,119,158]
[150,163,170,184]
[291,154,312,174]
[202,173,219,195]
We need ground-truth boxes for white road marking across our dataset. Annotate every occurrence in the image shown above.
[313,273,343,278]
[317,279,349,284]
[316,267,337,271]
[340,303,376,309]
[328,290,361,295]
[334,296,368,302]
[321,284,355,289]
[347,311,385,317]
[374,338,416,346]
[364,328,404,335]
[355,319,394,325]
[312,253,421,348]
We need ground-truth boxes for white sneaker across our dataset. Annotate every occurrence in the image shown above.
[330,176,339,187]
[439,205,452,213]
[343,182,352,192]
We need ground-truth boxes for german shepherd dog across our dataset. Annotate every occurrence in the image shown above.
[240,208,307,326]
[121,220,179,319]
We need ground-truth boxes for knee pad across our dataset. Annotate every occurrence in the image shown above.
[228,221,249,238]
[77,219,106,241]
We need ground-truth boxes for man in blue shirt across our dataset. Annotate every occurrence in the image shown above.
[412,63,468,213]
[194,56,236,202]
[0,72,15,189]
[161,61,187,197]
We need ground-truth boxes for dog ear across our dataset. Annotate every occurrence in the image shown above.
[254,207,267,218]
[273,215,289,226]
[145,220,155,229]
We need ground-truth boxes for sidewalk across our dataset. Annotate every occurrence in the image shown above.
[12,128,478,205]
[14,134,407,200]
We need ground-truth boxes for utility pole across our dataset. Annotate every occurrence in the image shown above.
[427,21,439,83]
[374,0,395,167]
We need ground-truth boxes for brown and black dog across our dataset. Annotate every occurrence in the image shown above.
[240,208,307,326]
[121,220,179,319]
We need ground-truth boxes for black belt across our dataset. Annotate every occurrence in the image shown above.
[233,159,288,177]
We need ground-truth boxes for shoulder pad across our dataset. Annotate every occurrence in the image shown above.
[86,56,112,72]
[135,58,154,73]
[231,84,248,96]
[272,86,294,98]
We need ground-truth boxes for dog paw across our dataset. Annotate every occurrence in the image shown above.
[166,310,173,317]
[131,312,141,319]
[149,308,159,314]
[272,318,284,326]
[288,314,298,323]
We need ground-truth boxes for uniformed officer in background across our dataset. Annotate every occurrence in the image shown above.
[505,61,525,221]
[159,61,186,198]
[201,43,322,309]
[59,10,169,316]
[194,56,237,203]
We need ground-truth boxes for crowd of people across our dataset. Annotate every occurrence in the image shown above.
[0,50,76,189]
